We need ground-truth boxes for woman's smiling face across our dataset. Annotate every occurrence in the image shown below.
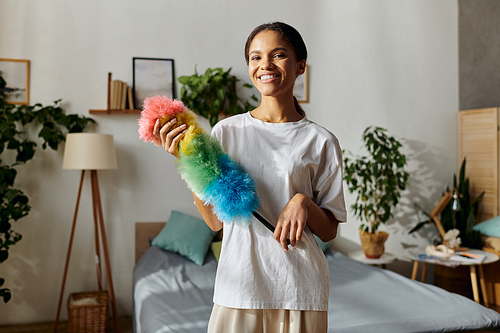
[247,30,305,100]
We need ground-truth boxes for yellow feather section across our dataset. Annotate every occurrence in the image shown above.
[158,109,204,151]
[159,109,201,130]
[179,127,198,155]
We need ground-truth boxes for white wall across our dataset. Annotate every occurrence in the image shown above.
[0,0,458,324]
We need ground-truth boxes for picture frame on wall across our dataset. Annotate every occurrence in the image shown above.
[293,64,309,103]
[133,57,175,109]
[0,58,30,105]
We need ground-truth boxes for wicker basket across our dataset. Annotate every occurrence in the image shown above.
[67,290,109,333]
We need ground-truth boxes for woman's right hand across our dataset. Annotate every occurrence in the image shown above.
[153,118,187,158]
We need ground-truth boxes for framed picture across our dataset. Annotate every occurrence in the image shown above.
[133,57,175,108]
[293,65,309,103]
[0,58,30,105]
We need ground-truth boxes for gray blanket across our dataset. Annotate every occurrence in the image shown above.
[134,246,500,333]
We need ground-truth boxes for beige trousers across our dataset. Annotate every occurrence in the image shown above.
[207,304,328,333]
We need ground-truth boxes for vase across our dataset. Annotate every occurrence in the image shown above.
[359,229,389,259]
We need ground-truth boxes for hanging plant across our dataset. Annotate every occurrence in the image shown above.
[0,72,95,303]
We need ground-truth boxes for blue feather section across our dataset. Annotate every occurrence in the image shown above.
[202,154,261,225]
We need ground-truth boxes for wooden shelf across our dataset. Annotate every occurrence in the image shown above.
[89,109,141,114]
[90,72,140,114]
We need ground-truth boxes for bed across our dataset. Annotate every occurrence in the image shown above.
[133,221,500,333]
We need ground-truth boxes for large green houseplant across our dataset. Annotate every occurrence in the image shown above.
[178,67,257,127]
[343,126,410,258]
[0,72,94,303]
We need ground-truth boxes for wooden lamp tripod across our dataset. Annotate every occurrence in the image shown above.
[54,133,120,333]
[428,189,456,243]
[411,188,460,281]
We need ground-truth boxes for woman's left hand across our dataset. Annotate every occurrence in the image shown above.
[274,193,310,251]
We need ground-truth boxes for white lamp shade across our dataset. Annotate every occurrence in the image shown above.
[62,133,118,170]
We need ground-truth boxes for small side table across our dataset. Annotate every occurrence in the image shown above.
[348,250,396,269]
[411,249,500,307]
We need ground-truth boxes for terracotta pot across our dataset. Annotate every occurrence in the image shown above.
[359,229,389,259]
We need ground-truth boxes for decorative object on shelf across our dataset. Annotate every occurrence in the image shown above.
[133,57,175,110]
[90,73,141,114]
[343,126,410,258]
[293,64,308,103]
[178,67,257,127]
[54,133,120,333]
[0,72,94,304]
[411,158,483,249]
[0,58,30,105]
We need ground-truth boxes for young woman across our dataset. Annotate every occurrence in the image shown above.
[155,22,346,333]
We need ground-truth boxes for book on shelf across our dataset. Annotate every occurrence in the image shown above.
[110,80,121,109]
[127,86,134,109]
[109,79,135,110]
[120,82,127,109]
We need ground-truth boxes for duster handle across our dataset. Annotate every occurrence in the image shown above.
[252,211,290,245]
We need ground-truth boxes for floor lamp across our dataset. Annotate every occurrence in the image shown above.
[54,133,120,333]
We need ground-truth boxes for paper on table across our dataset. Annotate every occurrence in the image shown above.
[449,252,485,264]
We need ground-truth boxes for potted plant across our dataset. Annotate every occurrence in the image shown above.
[0,72,94,303]
[343,126,410,258]
[178,67,257,127]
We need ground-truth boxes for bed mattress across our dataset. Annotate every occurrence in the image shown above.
[134,246,500,333]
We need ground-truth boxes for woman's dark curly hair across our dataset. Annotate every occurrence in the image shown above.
[244,22,308,65]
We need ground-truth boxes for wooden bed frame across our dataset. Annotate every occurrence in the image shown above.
[135,221,223,264]
[135,222,166,264]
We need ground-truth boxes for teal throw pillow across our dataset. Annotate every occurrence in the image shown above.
[152,211,217,266]
[473,215,500,238]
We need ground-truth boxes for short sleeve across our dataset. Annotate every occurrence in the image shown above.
[314,137,347,222]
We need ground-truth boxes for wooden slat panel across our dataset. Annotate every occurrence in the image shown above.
[458,107,499,222]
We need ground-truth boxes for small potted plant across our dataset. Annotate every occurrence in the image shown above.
[343,126,410,258]
[178,67,257,127]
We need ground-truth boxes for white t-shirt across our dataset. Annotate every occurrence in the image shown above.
[211,112,347,311]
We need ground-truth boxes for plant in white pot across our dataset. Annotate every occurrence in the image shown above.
[343,126,410,258]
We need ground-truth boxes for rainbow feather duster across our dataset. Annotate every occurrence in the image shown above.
[138,95,260,225]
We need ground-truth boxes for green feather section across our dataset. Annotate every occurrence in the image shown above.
[176,132,225,197]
